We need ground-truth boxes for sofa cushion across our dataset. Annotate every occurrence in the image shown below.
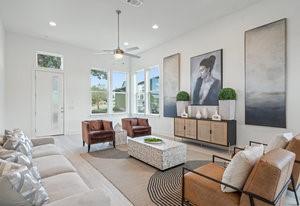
[0,159,49,206]
[184,163,240,206]
[32,144,61,158]
[44,189,110,206]
[33,155,76,178]
[42,172,89,203]
[89,120,103,131]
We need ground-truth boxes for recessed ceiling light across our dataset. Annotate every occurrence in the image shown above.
[49,21,57,27]
[124,42,129,46]
[152,24,159,30]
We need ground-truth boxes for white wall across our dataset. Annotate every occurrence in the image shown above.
[5,32,130,136]
[0,19,5,134]
[131,0,300,145]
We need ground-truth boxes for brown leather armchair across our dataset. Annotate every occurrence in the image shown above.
[82,120,115,152]
[121,118,151,137]
[183,148,295,206]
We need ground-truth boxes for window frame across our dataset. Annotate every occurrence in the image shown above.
[36,51,64,70]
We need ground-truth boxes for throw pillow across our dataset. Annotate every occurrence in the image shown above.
[5,129,33,148]
[3,132,32,159]
[0,159,49,206]
[221,144,264,192]
[0,148,41,181]
[266,132,294,152]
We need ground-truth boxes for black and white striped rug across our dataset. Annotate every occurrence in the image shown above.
[147,160,210,206]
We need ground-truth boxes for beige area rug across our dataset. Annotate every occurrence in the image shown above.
[80,145,211,206]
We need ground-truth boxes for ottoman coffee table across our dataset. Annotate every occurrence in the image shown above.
[128,136,187,170]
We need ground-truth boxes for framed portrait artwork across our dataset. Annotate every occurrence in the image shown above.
[190,49,223,106]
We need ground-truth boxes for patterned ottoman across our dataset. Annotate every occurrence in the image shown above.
[128,136,187,170]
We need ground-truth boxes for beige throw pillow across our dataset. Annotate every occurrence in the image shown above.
[221,145,264,192]
[266,132,294,152]
[0,159,49,206]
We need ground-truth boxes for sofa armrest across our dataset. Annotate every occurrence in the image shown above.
[31,137,55,146]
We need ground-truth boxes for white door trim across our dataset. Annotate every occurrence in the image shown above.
[32,68,66,137]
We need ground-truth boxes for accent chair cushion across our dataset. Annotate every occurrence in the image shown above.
[0,159,49,206]
[184,163,240,206]
[89,120,103,131]
[221,145,264,192]
[33,155,76,178]
[266,132,294,152]
[32,144,61,159]
[131,118,138,126]
[137,118,148,126]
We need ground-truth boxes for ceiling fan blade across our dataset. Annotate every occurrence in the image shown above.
[125,47,139,52]
[94,50,115,55]
[123,52,141,58]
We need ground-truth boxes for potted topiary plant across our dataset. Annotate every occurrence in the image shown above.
[218,88,237,120]
[176,91,190,117]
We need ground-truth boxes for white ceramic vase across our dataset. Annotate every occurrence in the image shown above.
[202,107,208,119]
[196,110,202,119]
[176,101,189,117]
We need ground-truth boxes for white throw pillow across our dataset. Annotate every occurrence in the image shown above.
[0,159,49,206]
[266,132,294,152]
[221,145,264,192]
[0,148,41,181]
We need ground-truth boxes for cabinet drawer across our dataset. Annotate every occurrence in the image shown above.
[185,119,197,139]
[211,122,227,146]
[174,118,185,137]
[197,120,211,142]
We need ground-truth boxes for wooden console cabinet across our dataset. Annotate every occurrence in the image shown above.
[174,117,236,147]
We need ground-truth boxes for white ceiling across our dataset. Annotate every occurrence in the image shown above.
[0,0,262,53]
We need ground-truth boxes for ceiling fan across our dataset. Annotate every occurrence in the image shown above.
[95,10,140,59]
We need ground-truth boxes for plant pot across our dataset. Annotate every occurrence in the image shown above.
[176,101,189,117]
[219,100,236,120]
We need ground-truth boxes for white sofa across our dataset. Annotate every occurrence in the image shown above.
[30,138,110,206]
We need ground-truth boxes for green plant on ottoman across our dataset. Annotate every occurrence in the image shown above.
[176,91,190,117]
[218,88,237,120]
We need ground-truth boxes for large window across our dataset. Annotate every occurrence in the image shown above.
[90,69,108,114]
[134,66,160,115]
[135,70,145,113]
[112,72,127,113]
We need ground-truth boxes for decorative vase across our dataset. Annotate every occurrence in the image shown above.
[219,100,236,120]
[202,107,208,119]
[176,101,189,117]
[212,109,221,121]
[181,109,188,118]
[196,110,202,119]
[188,106,192,117]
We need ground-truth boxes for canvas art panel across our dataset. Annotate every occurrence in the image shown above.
[245,19,286,128]
[190,49,223,106]
[163,53,180,117]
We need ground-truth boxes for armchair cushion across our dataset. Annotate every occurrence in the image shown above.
[89,120,103,131]
[137,118,149,126]
[132,126,150,131]
[89,130,114,137]
[184,163,240,206]
[266,132,293,152]
[131,119,138,126]
[221,145,264,192]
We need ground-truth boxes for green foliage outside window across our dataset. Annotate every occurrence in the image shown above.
[37,54,62,69]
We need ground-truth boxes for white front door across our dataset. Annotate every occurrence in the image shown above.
[35,70,64,136]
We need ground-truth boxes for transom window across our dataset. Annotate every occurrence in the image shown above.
[37,52,63,70]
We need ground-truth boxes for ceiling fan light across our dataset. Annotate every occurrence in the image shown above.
[114,53,123,59]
